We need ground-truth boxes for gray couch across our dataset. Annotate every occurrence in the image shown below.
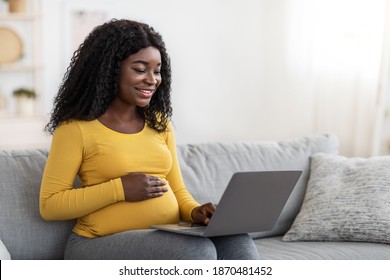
[1,133,389,260]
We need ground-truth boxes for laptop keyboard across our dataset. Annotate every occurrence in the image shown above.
[179,227,206,233]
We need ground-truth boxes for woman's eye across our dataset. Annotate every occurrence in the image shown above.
[133,68,146,73]
[132,68,160,75]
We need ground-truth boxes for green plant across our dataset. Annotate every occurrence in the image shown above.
[12,87,36,99]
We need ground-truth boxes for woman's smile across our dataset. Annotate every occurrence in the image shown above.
[135,88,155,99]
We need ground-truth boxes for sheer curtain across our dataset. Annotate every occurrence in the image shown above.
[372,0,390,156]
[285,0,388,156]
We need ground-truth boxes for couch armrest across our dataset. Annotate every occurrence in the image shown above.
[0,239,11,260]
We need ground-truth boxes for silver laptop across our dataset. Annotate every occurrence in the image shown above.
[151,170,302,237]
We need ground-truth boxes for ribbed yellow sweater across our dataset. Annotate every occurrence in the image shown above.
[39,120,199,238]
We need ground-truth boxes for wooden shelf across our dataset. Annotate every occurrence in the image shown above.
[0,13,41,20]
[0,63,43,72]
[0,0,46,150]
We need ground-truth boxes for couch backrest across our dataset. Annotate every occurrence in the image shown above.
[0,133,338,259]
[0,149,74,260]
[177,133,339,238]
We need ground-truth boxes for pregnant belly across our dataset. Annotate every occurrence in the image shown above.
[75,189,180,237]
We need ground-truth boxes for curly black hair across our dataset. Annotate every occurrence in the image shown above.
[45,19,172,134]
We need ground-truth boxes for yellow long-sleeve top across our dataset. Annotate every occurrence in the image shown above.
[40,119,200,238]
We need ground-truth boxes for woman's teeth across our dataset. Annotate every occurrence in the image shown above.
[137,88,154,98]
[139,89,152,93]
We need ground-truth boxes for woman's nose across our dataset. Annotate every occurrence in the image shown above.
[145,72,158,85]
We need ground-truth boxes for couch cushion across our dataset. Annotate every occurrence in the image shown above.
[0,149,74,259]
[283,153,390,244]
[255,236,390,260]
[177,133,339,238]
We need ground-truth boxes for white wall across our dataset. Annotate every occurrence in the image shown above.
[40,0,389,156]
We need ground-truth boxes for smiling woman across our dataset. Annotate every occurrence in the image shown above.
[44,19,172,134]
[39,19,259,260]
[118,47,162,109]
[99,46,162,134]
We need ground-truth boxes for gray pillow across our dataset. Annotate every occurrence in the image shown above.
[283,153,390,244]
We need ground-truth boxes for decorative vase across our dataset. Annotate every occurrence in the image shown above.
[8,0,27,13]
[15,96,34,116]
[0,93,7,117]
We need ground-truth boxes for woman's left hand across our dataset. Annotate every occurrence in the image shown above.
[191,202,216,225]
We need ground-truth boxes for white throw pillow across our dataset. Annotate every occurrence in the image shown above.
[283,153,390,244]
[0,239,11,260]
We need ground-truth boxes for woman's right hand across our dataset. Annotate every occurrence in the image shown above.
[121,173,168,202]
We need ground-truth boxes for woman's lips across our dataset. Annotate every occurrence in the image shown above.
[136,88,154,98]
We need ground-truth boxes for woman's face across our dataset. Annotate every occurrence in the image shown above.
[117,46,162,108]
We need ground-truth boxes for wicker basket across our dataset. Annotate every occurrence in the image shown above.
[9,0,27,13]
